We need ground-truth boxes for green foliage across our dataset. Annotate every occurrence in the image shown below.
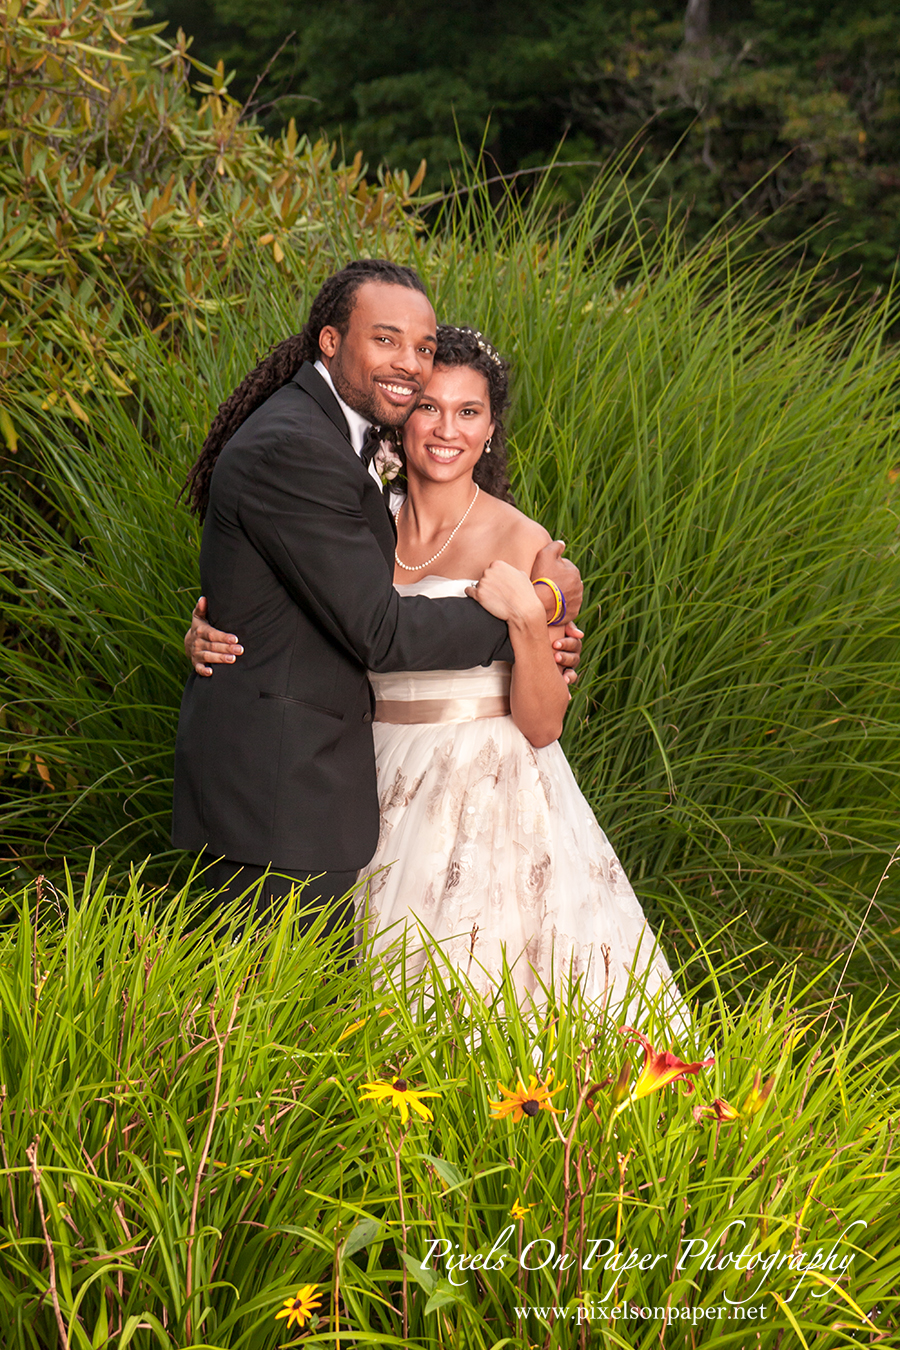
[149,0,900,289]
[147,0,626,171]
[0,0,428,409]
[0,872,897,1347]
[1,173,899,996]
[579,1,900,287]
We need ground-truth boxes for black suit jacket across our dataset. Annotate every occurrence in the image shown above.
[172,362,513,870]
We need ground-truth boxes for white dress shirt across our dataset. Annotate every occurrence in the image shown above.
[314,359,381,483]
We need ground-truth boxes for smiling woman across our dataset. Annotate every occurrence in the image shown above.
[393,364,495,570]
[345,325,685,1013]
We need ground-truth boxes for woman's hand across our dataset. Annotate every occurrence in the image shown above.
[467,565,585,683]
[184,596,243,676]
[465,561,546,628]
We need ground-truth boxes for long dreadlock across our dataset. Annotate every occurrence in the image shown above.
[182,259,428,518]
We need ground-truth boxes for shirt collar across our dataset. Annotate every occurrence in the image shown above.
[314,358,371,457]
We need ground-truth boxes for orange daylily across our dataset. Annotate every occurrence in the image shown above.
[610,1060,632,1105]
[618,1027,714,1100]
[741,1069,776,1116]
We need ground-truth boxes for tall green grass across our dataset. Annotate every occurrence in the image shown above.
[0,873,897,1348]
[2,176,899,995]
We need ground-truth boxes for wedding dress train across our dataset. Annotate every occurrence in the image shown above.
[357,576,681,1012]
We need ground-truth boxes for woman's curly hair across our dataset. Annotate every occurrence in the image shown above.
[182,259,428,518]
[386,324,516,503]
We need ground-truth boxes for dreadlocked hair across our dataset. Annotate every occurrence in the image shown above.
[434,324,515,504]
[181,259,428,518]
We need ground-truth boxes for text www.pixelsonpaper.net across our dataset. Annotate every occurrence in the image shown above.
[514,1302,770,1326]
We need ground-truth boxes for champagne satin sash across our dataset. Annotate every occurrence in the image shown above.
[374,694,511,725]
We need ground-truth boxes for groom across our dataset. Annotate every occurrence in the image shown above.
[172,259,582,931]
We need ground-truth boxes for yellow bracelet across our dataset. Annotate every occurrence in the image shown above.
[532,577,566,626]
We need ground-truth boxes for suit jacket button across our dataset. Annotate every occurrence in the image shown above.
[362,711,372,723]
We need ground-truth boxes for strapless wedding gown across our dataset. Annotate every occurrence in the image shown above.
[358,576,681,1011]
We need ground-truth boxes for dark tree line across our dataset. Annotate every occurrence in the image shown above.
[149,0,900,287]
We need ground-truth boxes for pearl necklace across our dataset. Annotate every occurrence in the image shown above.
[394,485,480,572]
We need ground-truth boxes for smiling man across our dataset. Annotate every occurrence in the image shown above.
[173,259,581,933]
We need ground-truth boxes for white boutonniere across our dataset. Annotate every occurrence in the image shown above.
[373,440,403,486]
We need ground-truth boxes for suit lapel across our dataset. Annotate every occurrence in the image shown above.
[291,361,398,554]
[292,362,353,444]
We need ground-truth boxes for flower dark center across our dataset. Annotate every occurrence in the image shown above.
[393,1078,408,1092]
[522,1099,540,1116]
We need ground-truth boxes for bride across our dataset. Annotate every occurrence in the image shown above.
[186,325,679,1008]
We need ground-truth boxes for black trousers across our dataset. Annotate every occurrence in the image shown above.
[199,857,358,937]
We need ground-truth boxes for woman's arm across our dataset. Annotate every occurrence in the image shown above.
[183,596,243,676]
[466,561,570,748]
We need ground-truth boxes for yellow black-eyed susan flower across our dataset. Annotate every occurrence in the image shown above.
[275,1284,321,1330]
[358,1077,440,1123]
[489,1071,564,1122]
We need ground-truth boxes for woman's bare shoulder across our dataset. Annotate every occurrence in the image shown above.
[481,496,553,566]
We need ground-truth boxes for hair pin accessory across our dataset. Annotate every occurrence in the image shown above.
[465,328,504,367]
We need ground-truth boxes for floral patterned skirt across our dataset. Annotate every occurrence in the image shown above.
[356,711,682,1014]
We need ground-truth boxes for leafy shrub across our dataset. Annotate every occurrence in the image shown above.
[0,0,427,419]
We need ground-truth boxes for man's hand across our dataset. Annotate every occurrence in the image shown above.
[529,540,584,681]
[530,539,583,621]
[184,596,243,676]
[552,621,585,685]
